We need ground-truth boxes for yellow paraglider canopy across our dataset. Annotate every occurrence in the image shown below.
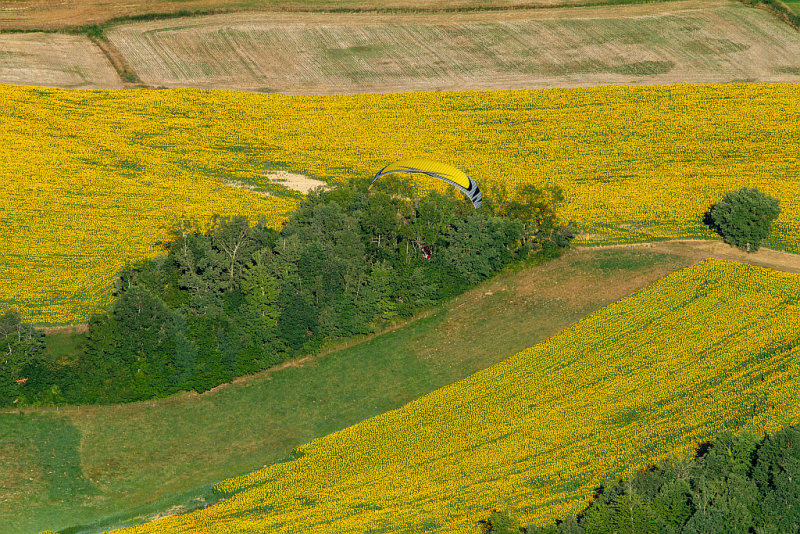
[370,158,482,208]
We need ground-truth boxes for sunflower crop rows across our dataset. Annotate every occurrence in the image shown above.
[111,259,800,533]
[2,83,798,323]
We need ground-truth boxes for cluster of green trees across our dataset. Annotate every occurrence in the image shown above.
[0,309,51,405]
[1,181,575,406]
[481,424,800,534]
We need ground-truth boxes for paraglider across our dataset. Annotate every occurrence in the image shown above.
[369,159,482,209]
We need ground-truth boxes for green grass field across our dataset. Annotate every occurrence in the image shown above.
[0,248,689,534]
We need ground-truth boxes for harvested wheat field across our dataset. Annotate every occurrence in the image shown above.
[104,0,800,94]
[0,33,121,89]
[0,0,670,31]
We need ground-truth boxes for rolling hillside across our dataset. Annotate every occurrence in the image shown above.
[3,83,800,324]
[2,2,799,534]
[112,259,800,533]
[0,247,692,534]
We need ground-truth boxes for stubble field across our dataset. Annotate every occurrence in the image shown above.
[3,1,800,93]
[0,0,678,31]
[2,2,800,533]
[105,0,800,93]
[0,33,121,89]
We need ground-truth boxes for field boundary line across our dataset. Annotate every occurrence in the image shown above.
[113,238,800,399]
[88,34,146,87]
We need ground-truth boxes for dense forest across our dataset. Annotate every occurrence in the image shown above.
[482,425,800,534]
[1,180,574,406]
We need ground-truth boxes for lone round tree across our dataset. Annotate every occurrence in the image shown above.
[708,187,780,252]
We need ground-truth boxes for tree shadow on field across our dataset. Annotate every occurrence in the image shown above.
[702,203,723,238]
[695,440,713,457]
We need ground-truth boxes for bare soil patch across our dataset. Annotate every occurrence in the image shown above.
[265,171,327,194]
[225,171,326,197]
[101,0,800,94]
[0,33,121,89]
[225,179,269,197]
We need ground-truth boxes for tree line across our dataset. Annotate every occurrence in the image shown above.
[481,424,800,534]
[1,180,575,406]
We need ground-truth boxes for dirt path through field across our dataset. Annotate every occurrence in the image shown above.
[594,239,800,274]
[176,236,800,402]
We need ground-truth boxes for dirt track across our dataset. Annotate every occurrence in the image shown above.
[592,239,800,274]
